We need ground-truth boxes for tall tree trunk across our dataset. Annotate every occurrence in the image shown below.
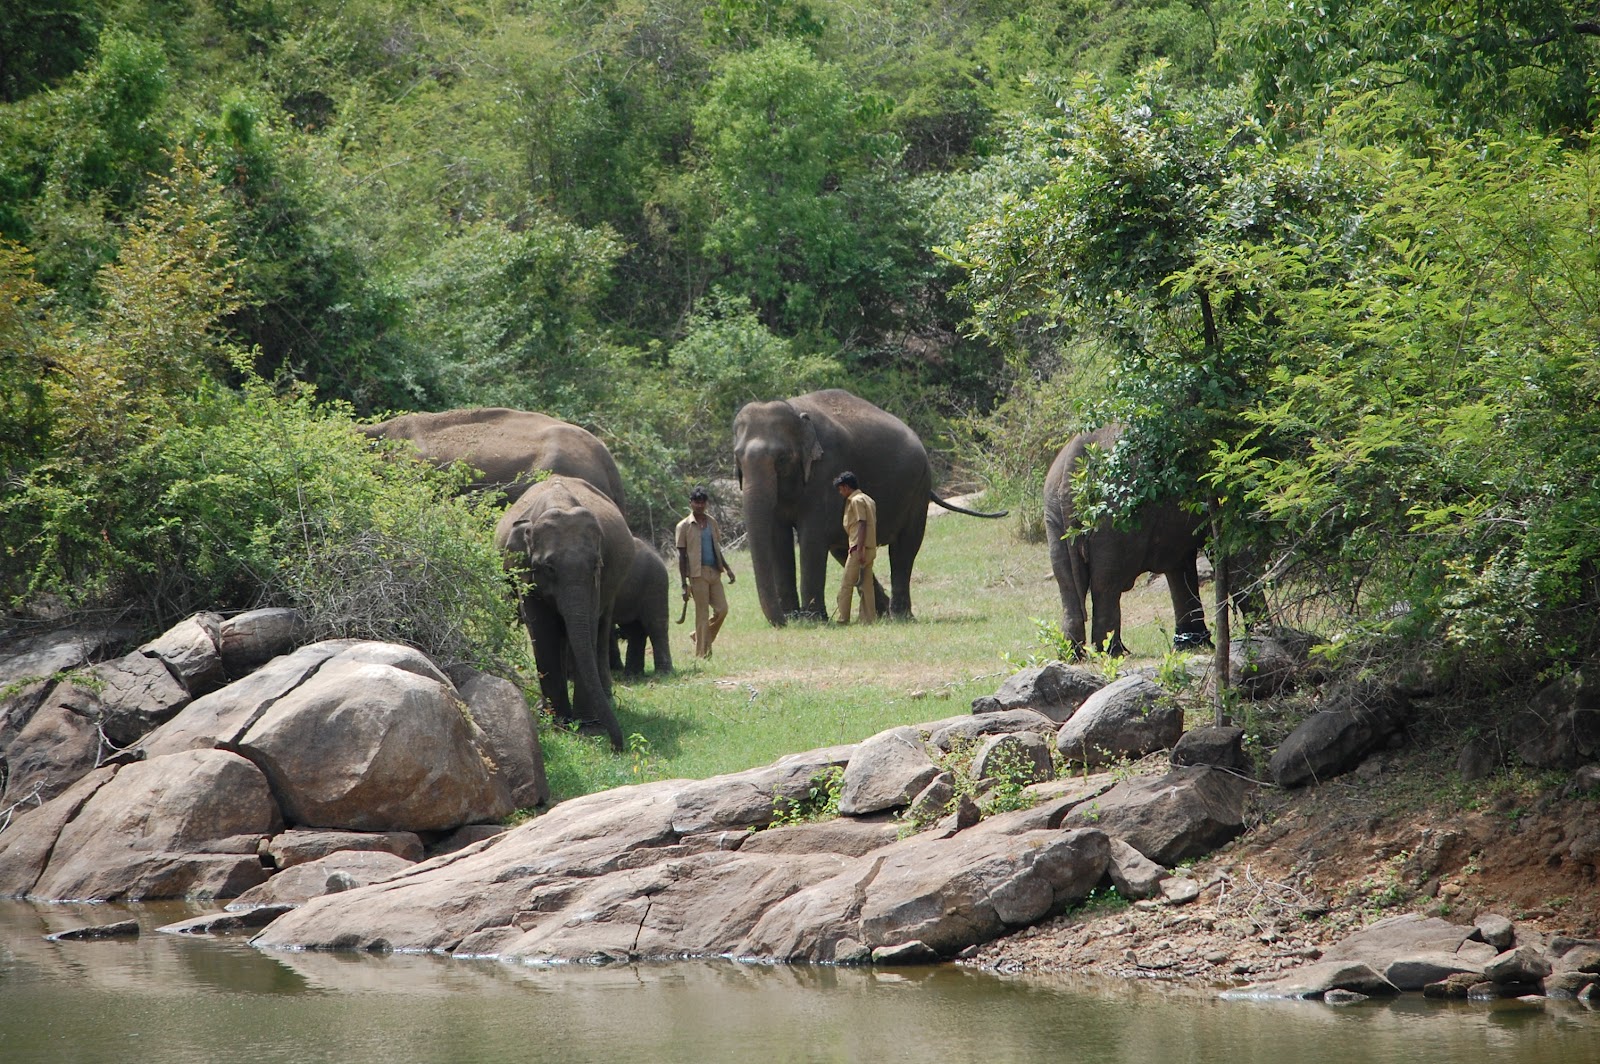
[1209,500,1231,726]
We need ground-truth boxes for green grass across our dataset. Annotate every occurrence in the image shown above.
[537,504,1191,804]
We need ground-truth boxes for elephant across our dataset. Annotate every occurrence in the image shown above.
[1043,424,1212,658]
[361,407,626,510]
[609,536,674,678]
[495,476,635,751]
[733,389,1008,626]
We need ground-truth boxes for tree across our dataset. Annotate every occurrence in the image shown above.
[693,38,919,338]
[948,67,1358,694]
[1241,0,1600,133]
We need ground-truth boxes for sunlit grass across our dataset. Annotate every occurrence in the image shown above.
[538,503,1189,803]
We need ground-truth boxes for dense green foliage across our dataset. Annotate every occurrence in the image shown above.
[2,0,1599,693]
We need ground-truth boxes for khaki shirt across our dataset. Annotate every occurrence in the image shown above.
[841,489,878,552]
[675,513,726,579]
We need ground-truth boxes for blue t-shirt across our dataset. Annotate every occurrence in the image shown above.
[701,524,717,567]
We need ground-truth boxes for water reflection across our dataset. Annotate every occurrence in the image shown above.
[2,902,1594,1064]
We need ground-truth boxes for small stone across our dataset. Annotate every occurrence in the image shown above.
[1205,951,1231,965]
[1323,989,1369,1005]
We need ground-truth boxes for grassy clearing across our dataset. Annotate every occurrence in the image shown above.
[537,503,1192,804]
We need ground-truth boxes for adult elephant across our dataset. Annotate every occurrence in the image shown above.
[733,389,1007,626]
[1043,424,1211,658]
[610,537,673,678]
[495,477,635,751]
[361,407,625,510]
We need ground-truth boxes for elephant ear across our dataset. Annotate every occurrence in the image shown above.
[799,411,823,484]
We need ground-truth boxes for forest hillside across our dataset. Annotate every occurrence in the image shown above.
[3,0,1600,701]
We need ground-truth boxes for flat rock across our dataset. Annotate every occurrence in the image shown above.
[741,817,901,858]
[264,829,425,869]
[1324,914,1472,966]
[1484,944,1553,984]
[45,919,140,941]
[229,851,416,908]
[0,767,118,896]
[158,906,294,935]
[1383,952,1486,991]
[1224,961,1398,1000]
[218,608,307,675]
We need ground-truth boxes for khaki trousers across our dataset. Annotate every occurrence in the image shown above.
[836,548,878,625]
[689,573,728,657]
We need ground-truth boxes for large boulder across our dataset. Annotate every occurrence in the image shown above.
[53,651,193,746]
[837,727,941,816]
[235,650,512,832]
[971,731,1054,786]
[1061,766,1248,866]
[1228,635,1301,699]
[1269,682,1409,788]
[1055,676,1183,769]
[0,700,103,807]
[218,608,307,676]
[28,750,280,901]
[448,667,548,809]
[141,641,357,757]
[0,767,118,896]
[138,612,227,696]
[1513,671,1600,770]
[971,664,1107,723]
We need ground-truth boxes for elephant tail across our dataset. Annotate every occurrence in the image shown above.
[928,491,1009,519]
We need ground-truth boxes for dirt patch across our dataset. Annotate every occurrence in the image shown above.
[965,741,1600,987]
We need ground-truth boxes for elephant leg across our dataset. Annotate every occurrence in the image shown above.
[1047,532,1089,658]
[625,628,646,676]
[1088,584,1126,657]
[609,627,625,673]
[649,621,673,674]
[526,600,573,721]
[796,527,835,620]
[1167,555,1212,649]
[886,525,922,620]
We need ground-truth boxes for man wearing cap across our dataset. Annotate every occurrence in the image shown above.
[675,487,736,658]
[834,471,878,625]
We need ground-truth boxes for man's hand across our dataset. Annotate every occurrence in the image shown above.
[726,569,736,584]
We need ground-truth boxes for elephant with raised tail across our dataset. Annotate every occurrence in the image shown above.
[733,389,1007,626]
[1043,425,1211,658]
[361,407,625,510]
[495,476,635,751]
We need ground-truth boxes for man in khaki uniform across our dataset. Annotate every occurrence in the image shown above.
[675,486,736,658]
[834,471,878,625]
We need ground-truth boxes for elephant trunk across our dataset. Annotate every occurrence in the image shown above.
[741,474,795,627]
[557,582,624,751]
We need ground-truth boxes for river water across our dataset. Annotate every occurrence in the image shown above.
[1,902,1594,1063]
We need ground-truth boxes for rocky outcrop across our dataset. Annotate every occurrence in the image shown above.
[1231,911,1600,1004]
[0,615,547,903]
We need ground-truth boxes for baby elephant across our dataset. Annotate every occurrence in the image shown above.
[611,537,674,677]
